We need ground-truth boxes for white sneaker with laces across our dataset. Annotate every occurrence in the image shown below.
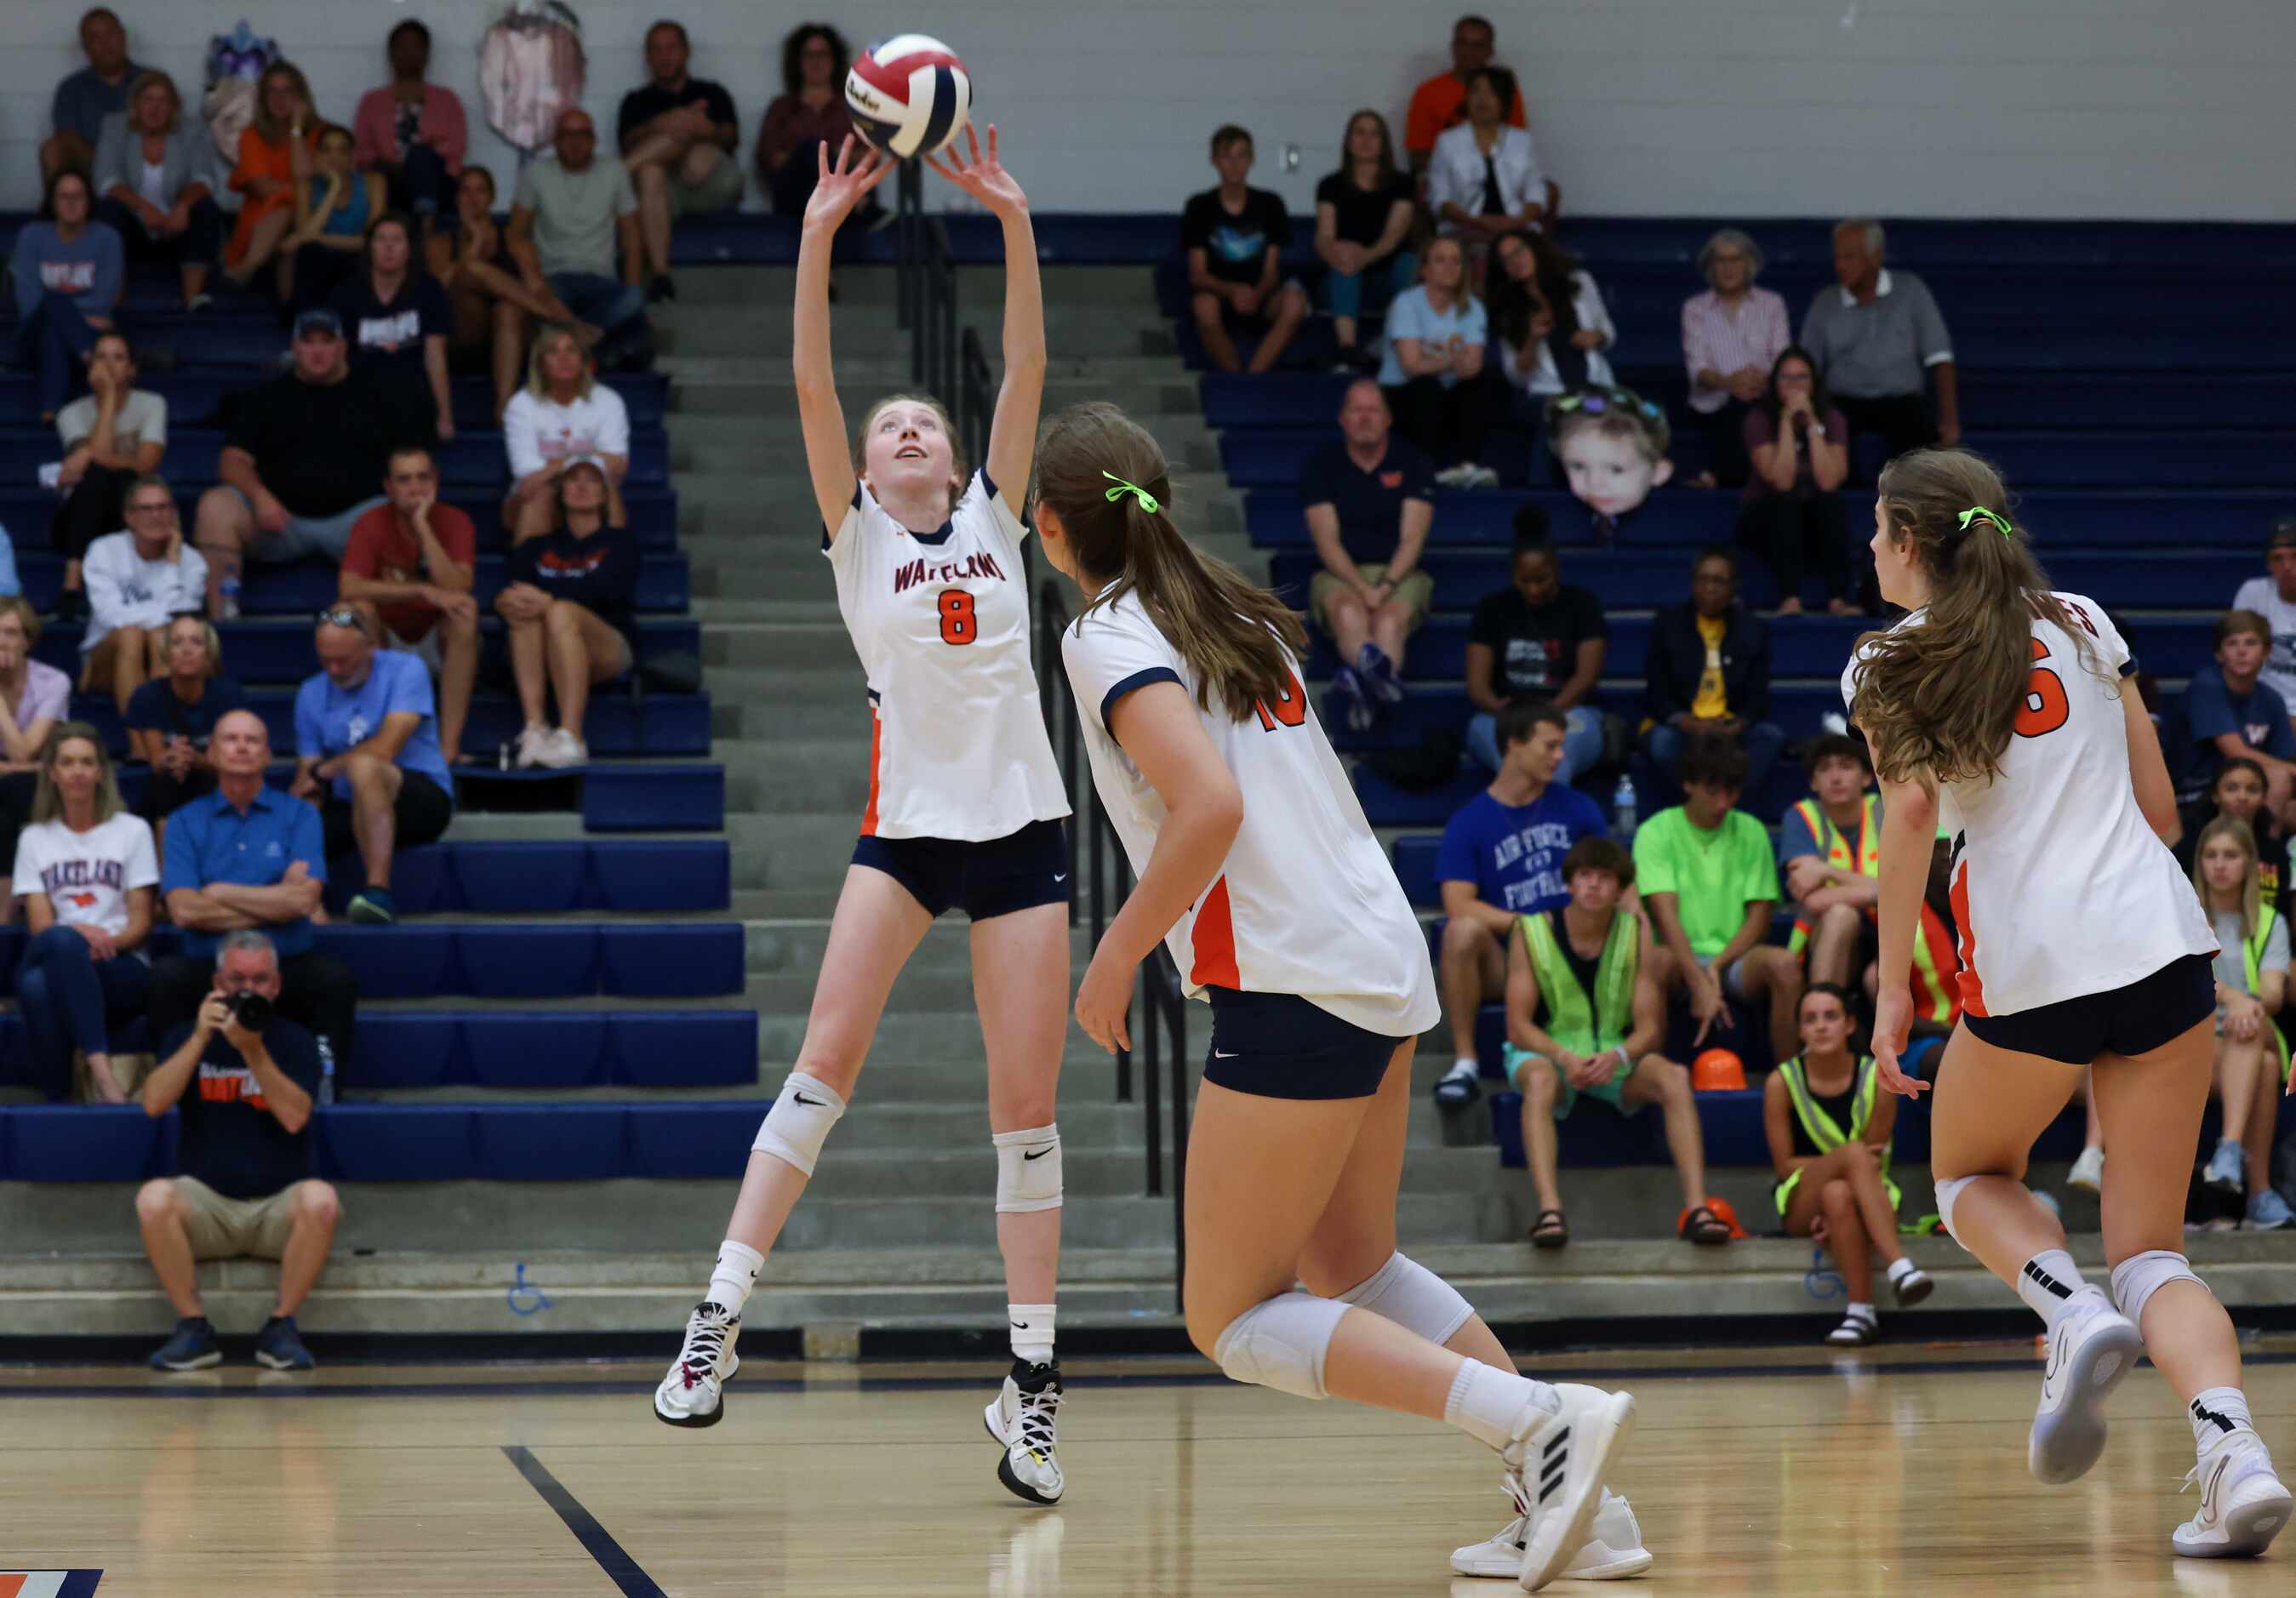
[513,722,551,769]
[1503,1381,1637,1590]
[2066,1144,2105,1194]
[2030,1288,2144,1484]
[1450,1474,1652,1579]
[2174,1427,2291,1557]
[535,727,588,769]
[983,1358,1065,1504]
[653,1299,740,1428]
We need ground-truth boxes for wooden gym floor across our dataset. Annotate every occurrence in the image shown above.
[0,1339,2290,1595]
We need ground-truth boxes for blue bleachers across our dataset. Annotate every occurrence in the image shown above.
[26,616,700,688]
[0,425,670,494]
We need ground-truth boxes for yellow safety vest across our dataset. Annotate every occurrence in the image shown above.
[1773,1053,1900,1215]
[1787,796,1881,956]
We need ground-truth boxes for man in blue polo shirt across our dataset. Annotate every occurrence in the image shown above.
[293,607,456,926]
[1299,380,1437,731]
[149,709,359,1078]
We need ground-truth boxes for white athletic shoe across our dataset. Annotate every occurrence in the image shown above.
[983,1358,1065,1504]
[653,1299,741,1428]
[2030,1287,2144,1485]
[1502,1380,1637,1591]
[2066,1144,2105,1194]
[2204,1139,2247,1196]
[2174,1427,2292,1558]
[1450,1474,1653,1579]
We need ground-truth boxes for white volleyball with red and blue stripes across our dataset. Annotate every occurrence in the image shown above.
[844,35,972,159]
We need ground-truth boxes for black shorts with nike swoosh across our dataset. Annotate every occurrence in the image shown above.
[1202,989,1403,1101]
[851,819,1071,922]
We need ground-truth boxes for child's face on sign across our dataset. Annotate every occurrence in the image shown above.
[1558,427,1671,519]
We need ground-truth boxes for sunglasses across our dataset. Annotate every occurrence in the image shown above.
[316,606,368,634]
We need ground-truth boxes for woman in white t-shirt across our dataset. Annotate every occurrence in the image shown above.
[500,325,630,544]
[1851,448,2288,1554]
[1376,237,1498,488]
[11,723,157,1104]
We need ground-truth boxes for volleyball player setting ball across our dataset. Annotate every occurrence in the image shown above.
[1852,450,2290,1558]
[1037,402,1645,1590]
[652,129,1082,1508]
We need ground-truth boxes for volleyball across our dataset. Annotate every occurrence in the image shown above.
[845,35,972,160]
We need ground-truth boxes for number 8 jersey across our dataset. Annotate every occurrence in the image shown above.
[824,471,1071,841]
[1842,591,2213,1018]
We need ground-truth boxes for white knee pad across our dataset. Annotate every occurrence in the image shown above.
[993,1124,1062,1213]
[751,1070,846,1177]
[1214,1291,1351,1401]
[1334,1251,1475,1346]
[1931,1174,1979,1246]
[2110,1249,2208,1329]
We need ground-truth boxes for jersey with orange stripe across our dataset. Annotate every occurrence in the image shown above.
[1062,589,1439,1038]
[823,471,1070,841]
[1842,591,2213,1018]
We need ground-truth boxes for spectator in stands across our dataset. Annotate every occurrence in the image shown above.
[620,20,742,304]
[1641,547,1785,802]
[0,596,73,916]
[1739,346,1853,616]
[1378,237,1498,488]
[502,325,632,545]
[1636,737,1802,1062]
[2176,758,2286,905]
[1780,734,1880,994]
[79,473,208,716]
[126,616,247,833]
[1315,110,1417,372]
[292,608,455,927]
[1799,219,1960,464]
[1299,380,1435,732]
[757,25,860,217]
[49,330,164,624]
[89,70,220,313]
[9,168,122,425]
[281,123,383,315]
[40,8,142,185]
[1490,229,1615,450]
[2184,608,2296,826]
[194,309,415,618]
[150,711,357,1075]
[510,108,647,357]
[1464,516,1606,780]
[340,447,479,765]
[1403,15,1529,179]
[2189,818,2296,1230]
[430,166,574,420]
[351,19,467,222]
[1183,125,1310,376]
[332,213,456,444]
[137,929,334,1374]
[11,723,155,1104]
[1767,982,1928,1345]
[222,61,321,297]
[1431,700,1609,1107]
[1505,837,1722,1249]
[1682,228,1789,490]
[496,456,637,769]
[2230,516,2296,722]
[1425,67,1546,283]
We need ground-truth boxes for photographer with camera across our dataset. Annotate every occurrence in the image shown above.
[136,929,339,1372]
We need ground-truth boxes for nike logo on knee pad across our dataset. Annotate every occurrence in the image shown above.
[794,1093,825,1106]
[1022,1147,1051,1161]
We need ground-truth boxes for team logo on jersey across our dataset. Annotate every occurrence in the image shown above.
[892,551,1005,594]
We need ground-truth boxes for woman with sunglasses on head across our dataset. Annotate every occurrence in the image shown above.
[1853,448,2289,1557]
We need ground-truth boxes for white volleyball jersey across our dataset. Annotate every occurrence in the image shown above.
[1842,591,2214,1018]
[824,471,1071,841]
[1063,590,1441,1038]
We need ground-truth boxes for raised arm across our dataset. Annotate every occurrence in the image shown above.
[795,137,894,538]
[926,127,1042,500]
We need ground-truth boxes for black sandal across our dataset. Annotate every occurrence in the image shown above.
[1530,1209,1569,1249]
[1679,1203,1731,1247]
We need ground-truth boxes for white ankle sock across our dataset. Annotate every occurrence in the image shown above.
[1447,1058,1478,1080]
[1845,1301,1876,1322]
[1009,1303,1056,1366]
[2191,1387,2253,1447]
[2016,1249,2089,1328]
[1442,1359,1560,1452]
[706,1240,764,1316]
[1887,1256,1918,1285]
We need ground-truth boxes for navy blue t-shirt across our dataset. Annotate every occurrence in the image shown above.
[1435,783,1608,918]
[1298,439,1437,565]
[164,1018,322,1200]
[2185,669,2296,787]
[124,676,249,751]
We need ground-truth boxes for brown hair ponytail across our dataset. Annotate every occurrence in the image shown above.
[1035,402,1305,720]
[1851,448,2102,787]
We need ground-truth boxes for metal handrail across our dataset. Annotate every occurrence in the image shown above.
[959,326,993,482]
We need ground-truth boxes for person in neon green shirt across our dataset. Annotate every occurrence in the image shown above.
[1633,736,1802,1060]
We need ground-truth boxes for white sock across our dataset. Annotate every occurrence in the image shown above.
[706,1240,764,1316]
[2015,1248,2090,1329]
[1008,1303,1056,1367]
[1442,1359,1560,1452]
[2191,1387,2253,1447]
[1447,1057,1478,1080]
[1844,1301,1876,1323]
[1887,1256,1918,1285]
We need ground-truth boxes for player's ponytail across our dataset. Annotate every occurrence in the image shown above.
[1851,448,2099,787]
[1036,402,1305,722]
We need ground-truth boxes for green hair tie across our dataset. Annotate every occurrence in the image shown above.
[1957,506,2013,538]
[1102,471,1160,516]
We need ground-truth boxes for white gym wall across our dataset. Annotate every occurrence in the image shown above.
[1,0,2292,219]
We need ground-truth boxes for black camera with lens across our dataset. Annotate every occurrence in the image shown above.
[225,990,274,1031]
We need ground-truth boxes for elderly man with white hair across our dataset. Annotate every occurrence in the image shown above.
[1680,227,1789,489]
[1797,217,1960,470]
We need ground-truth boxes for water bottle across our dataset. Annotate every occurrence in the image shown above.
[217,574,243,621]
[317,1036,336,1106]
[1612,773,1638,842]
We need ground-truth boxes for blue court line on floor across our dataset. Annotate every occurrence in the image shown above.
[503,1445,665,1598]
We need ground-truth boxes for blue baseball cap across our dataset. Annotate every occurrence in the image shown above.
[293,307,343,340]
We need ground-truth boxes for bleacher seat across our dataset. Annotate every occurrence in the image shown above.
[347,1010,757,1093]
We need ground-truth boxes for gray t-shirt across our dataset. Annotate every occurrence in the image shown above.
[2210,907,2286,1009]
[56,388,168,455]
[512,157,637,280]
[1798,269,1954,401]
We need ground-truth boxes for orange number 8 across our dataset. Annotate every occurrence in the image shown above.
[938,590,977,646]
[2015,636,2069,737]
